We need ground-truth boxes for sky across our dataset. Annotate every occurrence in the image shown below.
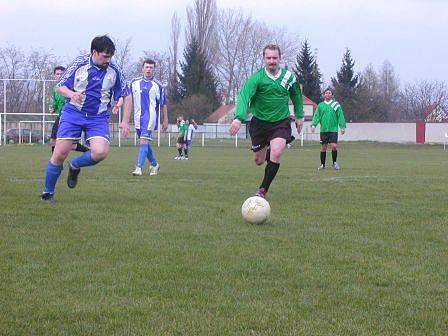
[0,0,447,86]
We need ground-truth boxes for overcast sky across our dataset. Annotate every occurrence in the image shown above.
[0,0,446,86]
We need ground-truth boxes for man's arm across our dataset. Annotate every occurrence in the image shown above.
[230,72,259,135]
[337,106,346,134]
[311,105,321,132]
[57,86,85,105]
[289,80,304,134]
[162,105,168,131]
[120,95,132,138]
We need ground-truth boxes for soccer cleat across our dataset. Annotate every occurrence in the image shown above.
[184,157,189,160]
[255,187,267,199]
[67,163,81,188]
[174,156,181,160]
[317,164,325,171]
[41,192,55,205]
[149,163,160,176]
[132,167,142,176]
[332,162,341,170]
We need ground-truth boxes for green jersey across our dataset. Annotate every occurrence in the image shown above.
[178,120,187,137]
[51,86,66,117]
[312,99,346,132]
[235,68,304,122]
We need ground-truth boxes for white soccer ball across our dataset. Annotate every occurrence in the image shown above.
[241,196,271,224]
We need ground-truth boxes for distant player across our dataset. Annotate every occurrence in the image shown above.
[41,35,130,204]
[311,88,346,170]
[229,44,304,198]
[185,118,198,160]
[49,66,88,153]
[130,59,168,176]
[174,114,187,160]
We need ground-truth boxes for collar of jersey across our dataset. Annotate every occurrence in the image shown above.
[264,67,282,81]
[89,55,104,70]
[324,99,334,105]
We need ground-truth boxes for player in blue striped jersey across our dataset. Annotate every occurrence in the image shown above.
[41,35,131,204]
[129,59,168,176]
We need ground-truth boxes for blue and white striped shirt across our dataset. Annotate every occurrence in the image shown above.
[57,53,128,116]
[131,76,166,131]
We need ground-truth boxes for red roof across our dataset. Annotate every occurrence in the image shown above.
[204,103,235,123]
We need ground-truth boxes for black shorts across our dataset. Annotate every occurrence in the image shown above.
[177,136,185,144]
[249,117,293,152]
[320,132,338,144]
[51,115,60,139]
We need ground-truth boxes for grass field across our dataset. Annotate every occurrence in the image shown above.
[0,143,447,335]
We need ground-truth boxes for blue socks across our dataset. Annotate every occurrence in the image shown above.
[137,144,157,167]
[71,151,98,169]
[44,161,63,193]
[137,144,149,168]
[146,144,157,166]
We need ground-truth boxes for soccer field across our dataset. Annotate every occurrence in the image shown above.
[1,143,447,335]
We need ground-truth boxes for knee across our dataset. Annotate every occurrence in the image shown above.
[332,144,338,150]
[254,157,265,166]
[91,148,109,161]
[51,149,69,165]
[270,149,282,162]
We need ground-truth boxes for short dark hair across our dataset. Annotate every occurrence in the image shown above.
[142,59,156,67]
[324,87,334,94]
[90,35,115,55]
[53,66,65,74]
[263,44,281,58]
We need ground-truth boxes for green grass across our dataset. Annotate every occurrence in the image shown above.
[0,143,447,335]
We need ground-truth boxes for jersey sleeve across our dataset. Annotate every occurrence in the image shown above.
[288,76,304,119]
[159,85,167,105]
[112,66,129,101]
[312,105,321,126]
[337,105,347,129]
[56,56,85,90]
[235,72,259,121]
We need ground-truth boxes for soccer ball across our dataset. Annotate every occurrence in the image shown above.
[241,196,271,224]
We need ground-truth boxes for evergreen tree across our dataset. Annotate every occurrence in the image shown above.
[331,48,359,121]
[294,39,322,103]
[177,37,220,121]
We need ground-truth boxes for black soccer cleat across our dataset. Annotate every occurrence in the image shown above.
[67,163,81,189]
[41,192,55,205]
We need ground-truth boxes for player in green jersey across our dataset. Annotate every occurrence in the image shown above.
[311,88,346,170]
[229,44,304,198]
[49,66,88,153]
[174,114,188,160]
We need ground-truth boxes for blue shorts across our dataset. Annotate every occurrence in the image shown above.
[136,129,153,141]
[57,112,110,143]
[186,140,192,148]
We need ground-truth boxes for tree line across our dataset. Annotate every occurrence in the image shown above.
[0,0,447,123]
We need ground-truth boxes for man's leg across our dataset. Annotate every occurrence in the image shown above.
[42,139,73,202]
[50,116,59,153]
[331,142,340,170]
[319,143,328,170]
[256,138,286,197]
[72,141,89,152]
[68,137,109,188]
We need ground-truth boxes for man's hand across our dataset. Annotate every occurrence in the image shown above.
[229,119,242,136]
[162,118,169,131]
[311,125,316,133]
[120,121,130,138]
[70,91,85,105]
[341,128,345,135]
[295,118,304,134]
[112,97,124,114]
[49,107,55,114]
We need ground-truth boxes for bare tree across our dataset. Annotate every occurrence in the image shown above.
[168,12,182,101]
[186,0,218,59]
[399,80,448,121]
[113,37,134,78]
[214,9,253,103]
